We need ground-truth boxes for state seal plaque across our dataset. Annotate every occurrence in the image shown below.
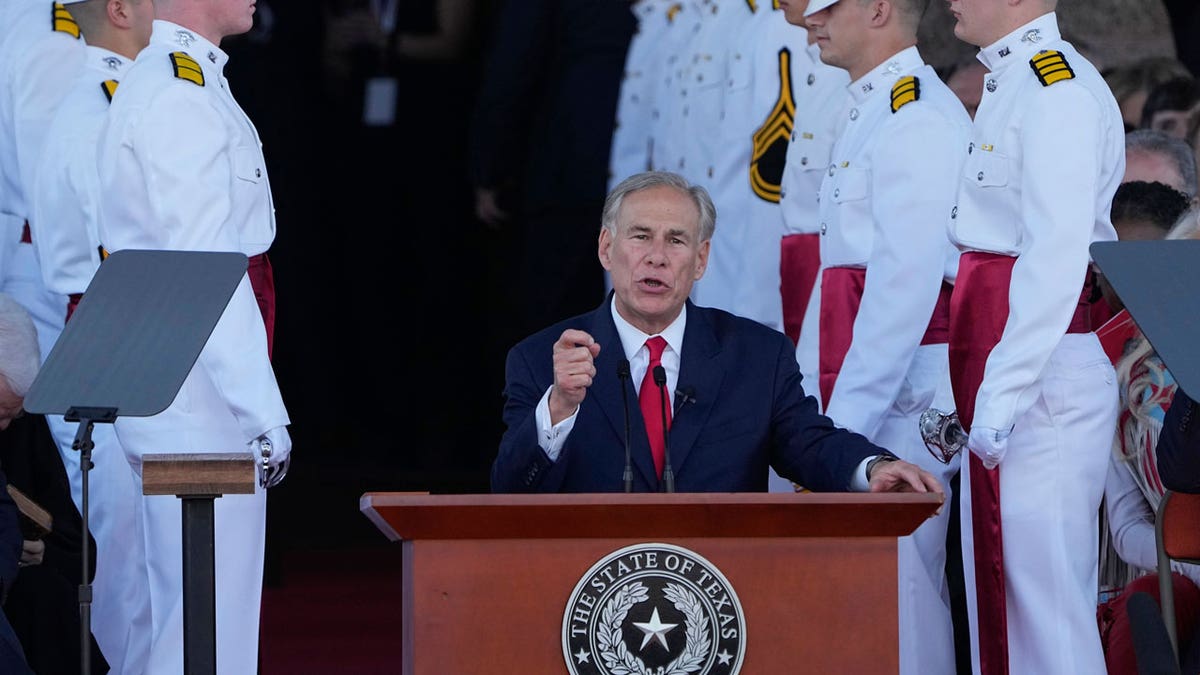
[562,543,746,675]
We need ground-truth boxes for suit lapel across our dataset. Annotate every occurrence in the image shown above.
[587,297,660,488]
[668,302,725,478]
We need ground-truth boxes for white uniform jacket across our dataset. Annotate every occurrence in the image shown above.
[780,41,848,239]
[96,21,289,455]
[32,46,130,297]
[818,47,968,439]
[609,0,675,190]
[949,12,1124,434]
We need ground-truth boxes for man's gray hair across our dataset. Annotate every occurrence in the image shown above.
[0,294,39,396]
[1126,129,1199,198]
[601,171,717,242]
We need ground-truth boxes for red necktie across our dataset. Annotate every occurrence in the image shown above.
[639,336,672,479]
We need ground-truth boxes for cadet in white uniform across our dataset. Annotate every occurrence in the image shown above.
[778,0,848,391]
[804,0,966,672]
[946,3,1123,674]
[29,0,156,671]
[95,6,292,673]
[0,1,85,363]
[685,0,760,318]
[609,0,676,190]
[649,0,702,175]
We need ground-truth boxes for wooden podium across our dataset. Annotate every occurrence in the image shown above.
[360,492,940,674]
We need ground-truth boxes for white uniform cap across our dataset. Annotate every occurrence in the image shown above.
[804,0,841,16]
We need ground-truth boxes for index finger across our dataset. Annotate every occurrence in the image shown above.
[555,329,596,351]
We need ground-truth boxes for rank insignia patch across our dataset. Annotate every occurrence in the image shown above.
[891,76,920,113]
[750,48,795,203]
[170,52,205,87]
[1030,50,1074,87]
[563,543,746,675]
[52,3,80,38]
[100,80,118,103]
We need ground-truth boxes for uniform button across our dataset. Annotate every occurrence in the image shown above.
[800,157,808,166]
[697,74,703,82]
[780,190,786,199]
[820,223,827,235]
[791,131,796,141]
[977,172,985,181]
[707,167,713,178]
[968,143,974,154]
[951,206,958,219]
[255,168,261,178]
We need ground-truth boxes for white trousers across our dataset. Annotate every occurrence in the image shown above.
[961,333,1116,675]
[873,344,960,675]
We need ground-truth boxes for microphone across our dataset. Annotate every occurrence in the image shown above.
[653,365,674,493]
[617,359,633,493]
[675,386,696,415]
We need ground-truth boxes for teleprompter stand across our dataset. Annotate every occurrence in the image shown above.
[23,249,250,675]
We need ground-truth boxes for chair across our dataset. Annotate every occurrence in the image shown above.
[1155,490,1200,658]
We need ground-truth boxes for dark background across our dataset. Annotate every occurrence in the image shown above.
[220,1,510,560]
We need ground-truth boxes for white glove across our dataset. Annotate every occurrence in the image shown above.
[251,426,292,488]
[968,425,1012,470]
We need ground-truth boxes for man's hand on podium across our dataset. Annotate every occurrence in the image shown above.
[253,427,292,489]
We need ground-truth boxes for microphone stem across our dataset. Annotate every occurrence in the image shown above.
[619,368,633,493]
[657,380,674,493]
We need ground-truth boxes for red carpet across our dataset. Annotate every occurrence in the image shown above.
[260,544,404,674]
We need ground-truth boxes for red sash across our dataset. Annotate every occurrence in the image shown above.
[949,252,1095,675]
[780,233,820,346]
[248,253,275,361]
[817,266,952,409]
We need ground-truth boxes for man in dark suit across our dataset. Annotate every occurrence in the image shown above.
[493,171,942,495]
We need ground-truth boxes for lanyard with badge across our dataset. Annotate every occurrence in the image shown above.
[363,0,399,126]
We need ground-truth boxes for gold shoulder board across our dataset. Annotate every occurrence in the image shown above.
[52,3,81,39]
[169,52,205,87]
[891,76,920,113]
[100,80,118,103]
[1030,50,1075,87]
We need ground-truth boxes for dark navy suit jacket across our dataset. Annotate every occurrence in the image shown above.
[1158,389,1200,494]
[492,298,883,493]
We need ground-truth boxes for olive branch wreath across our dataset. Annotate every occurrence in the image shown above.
[596,581,710,675]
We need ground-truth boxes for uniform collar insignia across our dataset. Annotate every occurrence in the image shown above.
[103,56,122,70]
[175,29,195,47]
[997,46,1011,58]
[1020,29,1042,44]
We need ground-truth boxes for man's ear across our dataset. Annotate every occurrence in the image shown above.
[598,227,613,271]
[694,239,710,280]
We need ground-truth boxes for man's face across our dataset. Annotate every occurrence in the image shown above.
[0,379,23,431]
[1124,149,1189,196]
[947,0,1006,48]
[1148,109,1193,140]
[806,0,871,75]
[599,185,709,335]
[778,0,811,26]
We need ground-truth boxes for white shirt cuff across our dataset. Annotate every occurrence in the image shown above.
[535,386,578,461]
[851,457,874,492]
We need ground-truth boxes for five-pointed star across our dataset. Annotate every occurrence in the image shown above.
[632,607,678,651]
[574,648,591,664]
[717,649,733,666]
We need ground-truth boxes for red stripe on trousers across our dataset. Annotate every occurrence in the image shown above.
[948,252,1012,675]
[780,233,820,346]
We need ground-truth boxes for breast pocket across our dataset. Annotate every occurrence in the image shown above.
[234,146,264,184]
[958,150,1022,252]
[966,151,1008,189]
[791,134,833,175]
[825,166,873,265]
